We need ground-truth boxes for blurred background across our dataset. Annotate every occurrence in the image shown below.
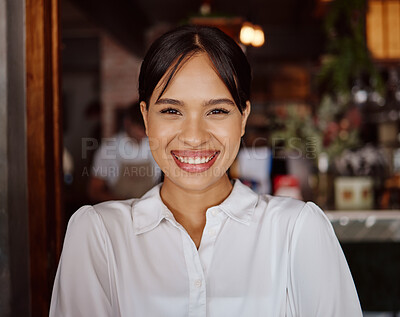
[1,0,400,315]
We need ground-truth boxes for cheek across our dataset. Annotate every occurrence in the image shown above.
[146,114,176,163]
[211,120,242,154]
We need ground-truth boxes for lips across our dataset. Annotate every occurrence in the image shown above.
[171,150,220,173]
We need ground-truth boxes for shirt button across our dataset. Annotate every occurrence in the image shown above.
[194,279,202,288]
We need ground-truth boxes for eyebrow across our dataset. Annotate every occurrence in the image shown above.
[155,98,183,106]
[155,98,235,107]
[204,98,235,107]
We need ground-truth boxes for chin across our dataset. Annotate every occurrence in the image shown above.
[165,168,228,192]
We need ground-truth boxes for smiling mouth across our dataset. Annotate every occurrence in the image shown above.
[172,152,218,164]
[171,150,220,173]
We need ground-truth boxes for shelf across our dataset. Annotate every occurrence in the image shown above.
[325,210,400,242]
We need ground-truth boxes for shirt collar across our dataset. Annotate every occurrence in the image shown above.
[131,178,260,235]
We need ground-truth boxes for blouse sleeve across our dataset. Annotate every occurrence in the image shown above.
[287,202,363,317]
[49,206,113,317]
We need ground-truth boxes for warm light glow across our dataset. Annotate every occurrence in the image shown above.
[388,1,400,57]
[252,25,265,47]
[367,0,400,59]
[240,22,265,47]
[240,22,254,45]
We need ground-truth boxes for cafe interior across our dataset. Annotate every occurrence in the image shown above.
[1,0,400,315]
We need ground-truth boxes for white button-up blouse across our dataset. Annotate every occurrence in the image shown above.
[50,179,362,317]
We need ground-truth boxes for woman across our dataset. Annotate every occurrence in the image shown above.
[50,25,362,316]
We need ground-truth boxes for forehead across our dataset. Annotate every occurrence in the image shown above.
[153,53,232,101]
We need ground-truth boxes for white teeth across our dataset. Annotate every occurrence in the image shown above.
[174,153,216,164]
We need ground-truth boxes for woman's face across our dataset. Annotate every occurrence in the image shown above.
[141,53,250,191]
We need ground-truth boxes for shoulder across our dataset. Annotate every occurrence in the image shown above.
[259,195,327,222]
[92,198,135,215]
[68,199,136,237]
[67,205,103,233]
[290,201,336,243]
[92,199,136,230]
[295,201,332,228]
[255,195,331,237]
[257,194,306,223]
[262,197,339,255]
[262,194,306,211]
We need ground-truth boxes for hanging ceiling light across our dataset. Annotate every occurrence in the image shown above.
[189,1,264,48]
[239,22,255,45]
[239,22,265,47]
[252,25,265,47]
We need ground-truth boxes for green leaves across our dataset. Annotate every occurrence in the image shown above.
[318,0,384,95]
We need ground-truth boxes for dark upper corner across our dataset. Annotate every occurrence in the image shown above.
[63,0,324,59]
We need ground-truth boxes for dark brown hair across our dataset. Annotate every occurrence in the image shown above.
[138,25,251,114]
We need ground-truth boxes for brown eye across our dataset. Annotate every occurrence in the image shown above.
[160,108,181,115]
[208,108,230,115]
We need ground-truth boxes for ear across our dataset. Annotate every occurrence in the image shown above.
[140,101,149,136]
[240,101,251,137]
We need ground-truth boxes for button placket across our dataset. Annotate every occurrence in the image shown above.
[204,208,222,239]
[180,229,207,317]
[168,207,224,316]
[194,279,202,288]
[196,208,225,281]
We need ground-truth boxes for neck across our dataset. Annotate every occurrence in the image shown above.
[160,175,233,245]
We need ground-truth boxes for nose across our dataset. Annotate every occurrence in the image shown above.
[178,116,210,148]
